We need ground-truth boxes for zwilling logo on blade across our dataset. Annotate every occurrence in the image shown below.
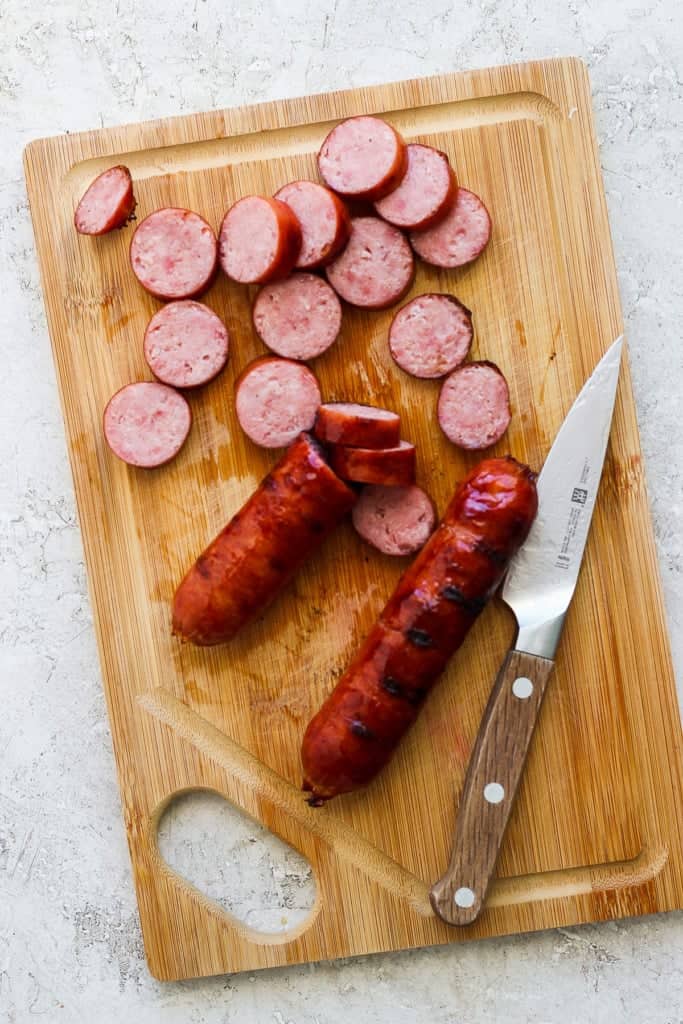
[571,488,588,505]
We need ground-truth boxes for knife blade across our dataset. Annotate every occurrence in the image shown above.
[430,335,624,926]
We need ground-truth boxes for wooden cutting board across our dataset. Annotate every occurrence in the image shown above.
[24,57,683,981]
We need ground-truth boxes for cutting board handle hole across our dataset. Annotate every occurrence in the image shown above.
[157,789,317,937]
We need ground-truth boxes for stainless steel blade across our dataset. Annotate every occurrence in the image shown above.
[502,335,624,658]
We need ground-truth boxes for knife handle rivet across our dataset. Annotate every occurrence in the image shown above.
[454,886,476,909]
[483,782,505,804]
[512,676,534,699]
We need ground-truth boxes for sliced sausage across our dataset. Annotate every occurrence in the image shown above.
[74,165,136,235]
[410,188,491,269]
[325,216,414,310]
[438,361,511,450]
[329,441,415,487]
[318,116,408,202]
[374,144,456,231]
[172,432,357,645]
[274,181,351,269]
[219,196,301,284]
[389,293,473,379]
[313,402,400,449]
[252,274,342,361]
[235,357,321,449]
[143,301,229,389]
[129,208,218,300]
[103,382,192,468]
[301,457,538,801]
[352,484,436,556]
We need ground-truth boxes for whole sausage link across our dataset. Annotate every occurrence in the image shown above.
[301,456,538,802]
[172,433,356,645]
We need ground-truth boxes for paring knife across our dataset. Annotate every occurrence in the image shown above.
[430,335,624,926]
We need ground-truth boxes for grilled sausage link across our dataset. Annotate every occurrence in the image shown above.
[172,433,356,645]
[301,456,538,802]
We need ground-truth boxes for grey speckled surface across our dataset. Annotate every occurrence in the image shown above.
[2,1,682,1021]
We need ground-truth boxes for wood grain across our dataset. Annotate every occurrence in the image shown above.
[431,650,555,925]
[23,58,683,981]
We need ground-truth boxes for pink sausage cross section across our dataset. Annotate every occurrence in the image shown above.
[374,144,456,231]
[325,216,414,310]
[352,484,436,556]
[235,358,322,449]
[143,301,230,389]
[129,208,217,300]
[438,361,511,450]
[103,382,192,468]
[389,293,473,379]
[410,188,491,269]
[252,274,342,361]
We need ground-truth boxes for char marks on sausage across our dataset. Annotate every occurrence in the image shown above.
[301,457,538,801]
[172,433,356,645]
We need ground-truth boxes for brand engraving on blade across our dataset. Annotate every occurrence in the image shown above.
[554,459,591,570]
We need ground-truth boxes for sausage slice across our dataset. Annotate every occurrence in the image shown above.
[130,208,218,300]
[329,440,416,487]
[410,188,491,269]
[74,165,136,235]
[325,216,414,309]
[352,484,436,556]
[252,274,342,361]
[313,403,400,449]
[318,116,408,201]
[374,144,456,231]
[274,181,350,269]
[438,361,511,450]
[235,357,321,449]
[143,301,229,389]
[219,196,302,284]
[389,293,473,379]
[103,382,192,468]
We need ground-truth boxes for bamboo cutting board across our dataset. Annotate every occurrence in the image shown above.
[24,58,683,981]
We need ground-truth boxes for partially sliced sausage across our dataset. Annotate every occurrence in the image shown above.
[274,181,350,269]
[329,441,416,487]
[235,357,321,449]
[325,217,414,310]
[389,293,473,379]
[143,301,230,389]
[130,208,218,300]
[410,188,491,269]
[301,457,538,801]
[74,165,136,235]
[219,196,302,284]
[438,361,511,450]
[172,432,357,645]
[103,382,192,468]
[318,116,408,201]
[313,403,400,449]
[374,144,456,230]
[352,485,436,556]
[252,274,342,361]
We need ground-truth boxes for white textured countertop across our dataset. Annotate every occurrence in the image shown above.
[2,1,682,1021]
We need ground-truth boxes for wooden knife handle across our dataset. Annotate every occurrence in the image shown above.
[430,649,554,925]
